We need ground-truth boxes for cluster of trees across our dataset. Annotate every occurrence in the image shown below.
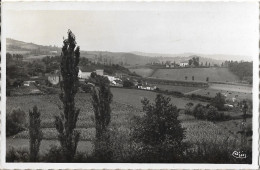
[226,60,253,83]
[185,92,230,121]
[188,56,200,66]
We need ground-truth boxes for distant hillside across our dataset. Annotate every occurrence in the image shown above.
[132,51,248,63]
[7,38,242,66]
[7,38,61,56]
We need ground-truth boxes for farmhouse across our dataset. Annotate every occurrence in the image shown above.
[78,68,104,79]
[180,61,189,67]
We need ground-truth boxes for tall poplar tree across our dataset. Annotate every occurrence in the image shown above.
[55,30,80,162]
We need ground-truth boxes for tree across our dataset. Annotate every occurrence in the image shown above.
[91,72,113,139]
[29,106,43,162]
[91,72,113,161]
[55,30,80,162]
[133,94,186,162]
[123,79,134,87]
[211,92,226,111]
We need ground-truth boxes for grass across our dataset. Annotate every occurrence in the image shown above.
[111,87,208,109]
[151,67,239,83]
[6,87,249,161]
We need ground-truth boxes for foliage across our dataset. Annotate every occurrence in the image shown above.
[132,94,186,161]
[29,106,43,162]
[211,92,226,111]
[123,79,134,87]
[6,147,29,162]
[6,108,26,137]
[91,72,113,161]
[55,30,80,162]
[189,103,230,121]
[226,60,252,83]
[188,56,200,67]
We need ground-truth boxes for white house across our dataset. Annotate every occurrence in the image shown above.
[78,69,92,79]
[180,62,189,67]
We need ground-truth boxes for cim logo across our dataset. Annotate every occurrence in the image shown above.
[232,151,247,159]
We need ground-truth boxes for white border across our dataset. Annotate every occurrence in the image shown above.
[1,1,259,169]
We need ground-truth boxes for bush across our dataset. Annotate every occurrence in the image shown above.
[41,145,64,162]
[123,80,134,88]
[132,94,187,162]
[211,92,226,111]
[192,104,230,121]
[6,147,29,162]
[6,108,27,137]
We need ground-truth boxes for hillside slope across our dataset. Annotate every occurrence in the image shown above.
[151,68,239,83]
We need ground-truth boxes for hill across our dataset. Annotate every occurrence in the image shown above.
[7,38,244,66]
[150,67,239,83]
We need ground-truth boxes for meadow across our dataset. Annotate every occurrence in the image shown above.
[151,67,239,82]
[6,87,245,157]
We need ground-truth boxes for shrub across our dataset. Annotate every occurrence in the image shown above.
[6,108,26,137]
[132,94,187,162]
[6,147,29,162]
[41,145,64,162]
[211,92,226,111]
[123,80,134,88]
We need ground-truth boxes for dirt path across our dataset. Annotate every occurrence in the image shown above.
[184,88,202,95]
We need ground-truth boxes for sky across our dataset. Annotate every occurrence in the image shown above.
[4,2,258,61]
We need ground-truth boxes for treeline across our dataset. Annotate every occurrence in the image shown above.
[226,60,253,83]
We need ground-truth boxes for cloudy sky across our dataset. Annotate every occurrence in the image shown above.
[4,1,258,60]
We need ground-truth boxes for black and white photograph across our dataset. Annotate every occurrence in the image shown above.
[1,1,259,169]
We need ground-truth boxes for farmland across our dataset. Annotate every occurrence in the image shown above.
[6,87,244,156]
[150,67,239,83]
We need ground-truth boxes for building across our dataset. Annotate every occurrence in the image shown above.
[78,70,92,79]
[96,69,104,76]
[180,62,189,67]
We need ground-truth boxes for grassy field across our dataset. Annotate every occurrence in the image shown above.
[6,88,245,156]
[151,67,239,83]
[190,84,252,101]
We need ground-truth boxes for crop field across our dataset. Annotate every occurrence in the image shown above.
[129,68,154,77]
[110,88,208,109]
[190,84,252,100]
[6,88,243,156]
[151,68,239,83]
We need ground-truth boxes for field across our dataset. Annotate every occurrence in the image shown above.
[6,87,245,157]
[190,83,252,100]
[151,68,239,83]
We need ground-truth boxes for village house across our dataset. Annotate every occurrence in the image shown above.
[180,61,189,67]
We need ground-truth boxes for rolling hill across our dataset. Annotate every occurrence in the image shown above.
[7,38,241,66]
